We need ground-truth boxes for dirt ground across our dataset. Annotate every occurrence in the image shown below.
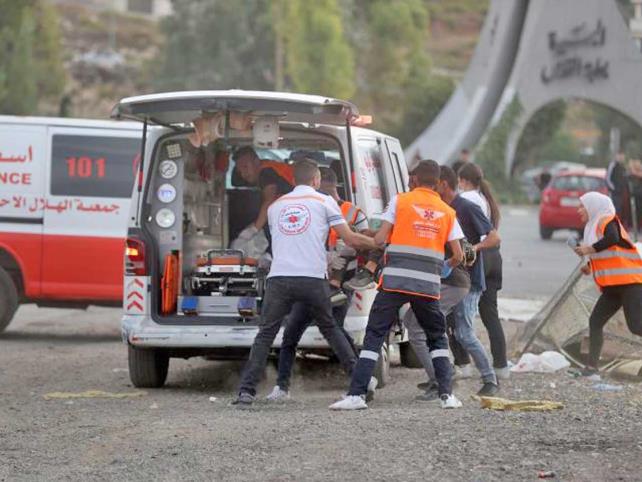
[1,305,642,481]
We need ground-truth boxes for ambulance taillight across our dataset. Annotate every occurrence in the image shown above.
[125,237,147,276]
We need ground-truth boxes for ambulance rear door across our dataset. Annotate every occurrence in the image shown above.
[42,126,141,301]
[0,121,47,297]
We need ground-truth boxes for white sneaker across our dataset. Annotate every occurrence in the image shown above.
[453,364,474,380]
[440,393,463,409]
[495,366,511,380]
[265,385,290,402]
[329,395,368,410]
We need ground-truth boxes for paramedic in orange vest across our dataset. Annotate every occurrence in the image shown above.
[234,146,295,230]
[330,160,465,410]
[573,192,642,376]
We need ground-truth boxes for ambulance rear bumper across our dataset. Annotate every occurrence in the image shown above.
[121,314,368,349]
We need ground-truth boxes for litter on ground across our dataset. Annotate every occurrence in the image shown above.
[479,396,564,411]
[43,390,147,400]
[592,383,624,392]
[510,351,570,373]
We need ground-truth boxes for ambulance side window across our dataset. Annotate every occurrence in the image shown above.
[50,135,140,197]
[356,138,388,219]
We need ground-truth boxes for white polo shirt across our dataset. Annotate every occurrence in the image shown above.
[267,185,346,279]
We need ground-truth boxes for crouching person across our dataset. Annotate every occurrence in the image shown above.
[329,160,465,410]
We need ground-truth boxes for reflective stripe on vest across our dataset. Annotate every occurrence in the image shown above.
[328,201,362,248]
[590,215,642,288]
[378,188,455,299]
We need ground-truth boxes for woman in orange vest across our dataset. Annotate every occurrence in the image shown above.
[573,192,642,375]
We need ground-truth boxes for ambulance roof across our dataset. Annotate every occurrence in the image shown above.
[0,115,141,131]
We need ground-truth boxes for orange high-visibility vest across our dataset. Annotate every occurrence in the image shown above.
[590,215,642,288]
[328,201,363,248]
[378,187,456,299]
[260,160,295,187]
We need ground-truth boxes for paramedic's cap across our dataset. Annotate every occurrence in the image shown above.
[410,159,440,186]
[290,150,326,164]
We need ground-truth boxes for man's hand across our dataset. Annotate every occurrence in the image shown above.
[580,263,591,275]
[574,245,596,257]
[373,221,393,248]
[473,229,500,252]
[446,239,463,268]
[334,223,377,250]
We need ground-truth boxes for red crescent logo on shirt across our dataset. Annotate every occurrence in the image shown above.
[278,204,311,235]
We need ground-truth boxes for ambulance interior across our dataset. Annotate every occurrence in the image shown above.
[150,116,349,321]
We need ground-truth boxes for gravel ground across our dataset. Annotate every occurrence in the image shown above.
[1,306,642,481]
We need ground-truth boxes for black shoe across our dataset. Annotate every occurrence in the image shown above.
[580,366,599,377]
[231,392,255,408]
[343,268,376,291]
[477,382,499,397]
[417,381,432,390]
[415,382,439,401]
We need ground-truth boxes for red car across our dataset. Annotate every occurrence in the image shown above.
[539,168,608,239]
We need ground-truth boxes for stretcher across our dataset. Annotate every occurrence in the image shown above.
[189,249,264,298]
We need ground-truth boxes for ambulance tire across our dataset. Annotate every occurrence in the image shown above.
[128,346,169,388]
[373,341,390,388]
[399,341,423,369]
[0,267,18,333]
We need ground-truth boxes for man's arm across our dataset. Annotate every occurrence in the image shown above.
[373,221,393,248]
[474,229,500,251]
[254,184,279,230]
[334,223,377,250]
[446,239,463,267]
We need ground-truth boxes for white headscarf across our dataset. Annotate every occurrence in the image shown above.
[580,192,616,246]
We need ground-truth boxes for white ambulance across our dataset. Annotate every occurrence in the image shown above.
[115,91,413,388]
[0,116,141,332]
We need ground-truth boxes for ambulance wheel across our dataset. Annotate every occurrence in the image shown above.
[0,267,18,333]
[128,346,169,388]
[373,341,390,388]
[399,341,423,369]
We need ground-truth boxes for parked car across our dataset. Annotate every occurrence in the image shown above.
[0,116,141,332]
[114,90,412,388]
[539,168,607,239]
[519,161,586,203]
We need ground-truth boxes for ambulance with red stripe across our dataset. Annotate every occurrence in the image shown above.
[0,116,141,332]
[114,91,414,388]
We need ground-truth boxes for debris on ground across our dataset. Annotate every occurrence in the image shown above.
[592,383,624,392]
[209,396,218,402]
[538,470,557,478]
[479,396,564,412]
[43,390,147,400]
[511,351,570,373]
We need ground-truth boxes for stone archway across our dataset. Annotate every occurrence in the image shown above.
[406,0,642,175]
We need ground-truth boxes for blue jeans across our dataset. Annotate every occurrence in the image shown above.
[452,289,497,384]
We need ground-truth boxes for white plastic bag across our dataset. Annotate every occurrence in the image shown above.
[510,351,570,373]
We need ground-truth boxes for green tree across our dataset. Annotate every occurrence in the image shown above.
[342,0,452,141]
[156,0,275,91]
[0,0,65,115]
[281,0,355,99]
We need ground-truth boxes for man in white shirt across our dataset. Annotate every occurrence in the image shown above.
[233,159,376,407]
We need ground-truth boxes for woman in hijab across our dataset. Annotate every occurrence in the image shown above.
[573,192,642,375]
